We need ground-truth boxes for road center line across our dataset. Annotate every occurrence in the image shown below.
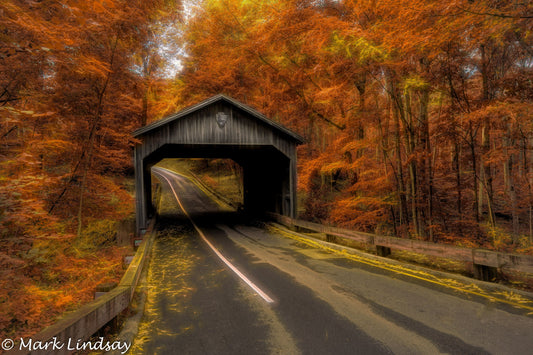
[153,169,275,304]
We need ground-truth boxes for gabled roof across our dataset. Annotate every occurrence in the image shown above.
[132,94,304,144]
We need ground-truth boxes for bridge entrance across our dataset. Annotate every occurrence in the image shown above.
[133,95,303,234]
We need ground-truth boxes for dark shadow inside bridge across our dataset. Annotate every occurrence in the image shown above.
[143,144,292,226]
[156,210,255,232]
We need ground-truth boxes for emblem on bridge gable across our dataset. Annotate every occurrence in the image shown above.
[215,112,228,128]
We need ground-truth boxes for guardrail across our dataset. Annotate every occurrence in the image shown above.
[267,213,533,281]
[15,219,156,355]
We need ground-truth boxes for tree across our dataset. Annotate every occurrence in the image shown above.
[175,0,533,249]
[0,0,182,338]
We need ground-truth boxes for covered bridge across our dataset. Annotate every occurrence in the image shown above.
[133,94,304,233]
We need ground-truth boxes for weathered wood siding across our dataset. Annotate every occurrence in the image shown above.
[137,102,296,161]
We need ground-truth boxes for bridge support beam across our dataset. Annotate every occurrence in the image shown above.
[290,158,297,218]
[135,147,151,235]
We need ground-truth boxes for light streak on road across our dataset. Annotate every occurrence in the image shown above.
[152,168,275,304]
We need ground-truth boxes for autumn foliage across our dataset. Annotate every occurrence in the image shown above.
[1,0,532,339]
[170,0,533,251]
[0,0,181,338]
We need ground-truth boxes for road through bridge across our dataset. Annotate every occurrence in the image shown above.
[128,95,533,354]
[128,167,533,354]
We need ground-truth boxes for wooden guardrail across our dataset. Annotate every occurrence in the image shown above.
[14,219,156,355]
[267,213,533,281]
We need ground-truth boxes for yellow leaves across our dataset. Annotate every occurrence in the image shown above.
[403,75,429,91]
[0,106,38,119]
[131,228,196,353]
[492,290,533,305]
[329,32,350,57]
[329,32,388,63]
[337,195,393,210]
[354,37,389,63]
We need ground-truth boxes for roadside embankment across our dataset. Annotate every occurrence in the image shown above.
[12,220,156,355]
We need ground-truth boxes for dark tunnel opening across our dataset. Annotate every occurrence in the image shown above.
[143,144,292,223]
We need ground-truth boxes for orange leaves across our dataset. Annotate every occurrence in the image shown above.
[0,235,128,338]
[93,0,116,14]
[320,161,346,175]
[75,55,113,78]
[1,0,179,340]
[173,0,533,247]
[328,173,396,230]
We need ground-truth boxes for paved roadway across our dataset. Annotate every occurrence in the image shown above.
[130,167,533,354]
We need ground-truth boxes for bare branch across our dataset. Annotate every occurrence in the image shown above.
[456,5,533,19]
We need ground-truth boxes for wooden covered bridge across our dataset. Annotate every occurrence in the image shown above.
[133,94,304,233]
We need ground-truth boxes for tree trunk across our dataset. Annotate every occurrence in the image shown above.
[386,72,409,230]
[528,136,533,243]
[76,37,118,237]
[468,125,480,223]
[480,123,495,227]
[141,50,151,126]
[454,142,463,219]
[479,42,496,227]
[403,90,421,237]
[418,83,432,240]
[503,123,519,242]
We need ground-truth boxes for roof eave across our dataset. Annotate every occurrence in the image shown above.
[132,94,305,144]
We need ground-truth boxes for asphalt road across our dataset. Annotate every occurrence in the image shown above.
[130,167,533,355]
